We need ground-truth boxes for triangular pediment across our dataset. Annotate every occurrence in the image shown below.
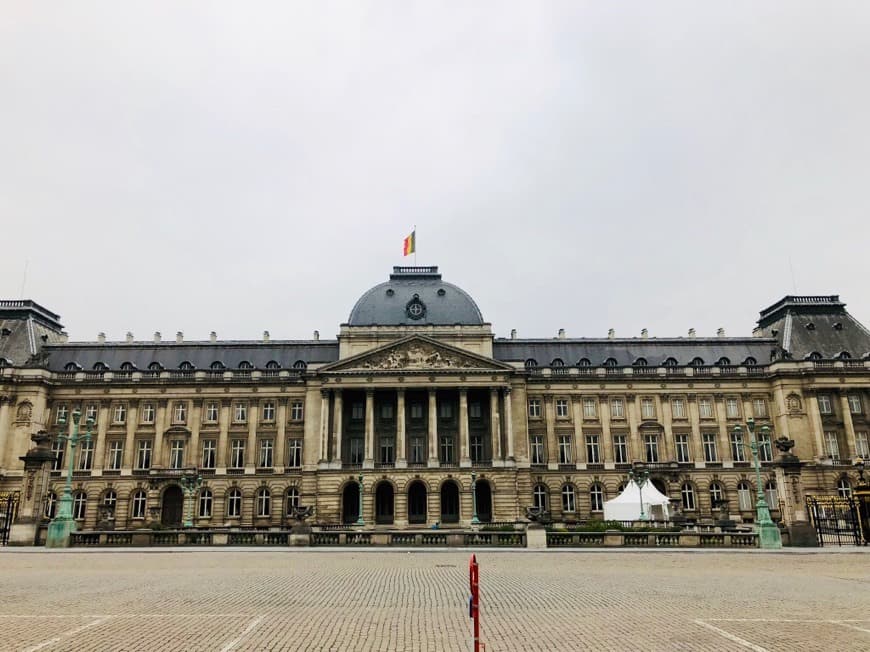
[320,336,513,373]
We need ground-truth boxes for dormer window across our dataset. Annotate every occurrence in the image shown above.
[690,357,704,367]
[603,358,618,367]
[524,359,538,370]
[808,352,822,361]
[838,351,852,360]
[93,362,108,371]
[833,322,843,331]
[743,357,757,366]
[805,322,816,331]
[633,358,648,366]
[238,361,253,370]
[265,360,281,369]
[210,361,225,370]
[179,361,194,371]
[293,360,307,370]
[120,362,136,371]
[148,362,163,371]
[663,357,678,367]
[64,362,81,371]
[577,358,591,367]
[716,357,731,366]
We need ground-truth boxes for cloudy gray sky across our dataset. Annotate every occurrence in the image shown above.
[2,2,868,342]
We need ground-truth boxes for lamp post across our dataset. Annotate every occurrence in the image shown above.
[856,458,866,485]
[628,466,650,521]
[732,418,782,549]
[46,409,93,548]
[470,472,480,525]
[180,472,203,528]
[356,474,365,526]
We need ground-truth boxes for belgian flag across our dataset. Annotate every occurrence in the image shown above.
[403,230,416,256]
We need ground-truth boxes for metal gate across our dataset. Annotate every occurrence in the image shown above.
[0,491,20,546]
[805,495,863,546]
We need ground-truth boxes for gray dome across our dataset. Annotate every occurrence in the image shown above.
[348,267,484,326]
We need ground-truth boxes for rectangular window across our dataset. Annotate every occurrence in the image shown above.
[527,399,541,418]
[818,395,832,414]
[113,403,127,424]
[440,435,455,463]
[702,433,718,462]
[141,403,155,424]
[379,437,395,464]
[51,438,65,470]
[470,434,484,462]
[730,431,745,462]
[410,403,423,420]
[848,395,863,414]
[234,403,247,423]
[136,440,152,469]
[439,402,453,419]
[201,440,216,469]
[586,434,600,464]
[169,440,185,469]
[78,439,94,471]
[85,404,98,424]
[230,440,246,468]
[644,434,659,463]
[107,441,123,470]
[752,399,768,418]
[55,404,69,424]
[261,401,276,422]
[675,434,690,463]
[205,402,219,422]
[582,398,597,419]
[558,435,572,464]
[173,402,187,424]
[725,398,740,419]
[258,439,274,468]
[671,399,686,419]
[291,401,304,421]
[613,434,627,464]
[856,432,869,458]
[351,403,364,420]
[380,403,394,420]
[610,399,624,419]
[529,435,544,464]
[469,402,482,419]
[824,431,839,459]
[555,399,569,418]
[410,436,426,463]
[348,438,364,465]
[698,399,714,419]
[758,432,772,462]
[641,398,655,420]
[288,439,303,467]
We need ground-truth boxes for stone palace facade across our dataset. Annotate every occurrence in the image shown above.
[1,266,869,542]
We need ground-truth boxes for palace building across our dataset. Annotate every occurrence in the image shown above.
[1,266,869,542]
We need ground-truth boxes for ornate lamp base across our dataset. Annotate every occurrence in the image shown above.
[45,517,76,549]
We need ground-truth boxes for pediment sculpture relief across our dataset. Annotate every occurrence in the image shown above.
[359,342,481,370]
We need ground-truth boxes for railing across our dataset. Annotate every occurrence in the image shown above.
[463,532,525,547]
[813,360,835,369]
[633,367,657,376]
[692,366,711,376]
[311,532,340,545]
[227,532,257,545]
[547,532,605,547]
[666,368,686,376]
[605,367,623,376]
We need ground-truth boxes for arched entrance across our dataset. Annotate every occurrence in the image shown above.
[342,482,360,524]
[407,481,427,525]
[161,485,183,527]
[474,480,492,523]
[440,481,460,524]
[375,482,394,525]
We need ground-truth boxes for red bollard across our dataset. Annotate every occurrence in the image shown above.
[469,554,481,652]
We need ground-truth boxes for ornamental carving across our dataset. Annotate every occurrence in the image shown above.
[359,342,480,370]
[786,393,803,414]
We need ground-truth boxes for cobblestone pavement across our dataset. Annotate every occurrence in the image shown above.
[0,549,868,651]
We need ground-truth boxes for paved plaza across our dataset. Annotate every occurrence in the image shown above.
[0,549,868,651]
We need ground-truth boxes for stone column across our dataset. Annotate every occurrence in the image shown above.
[659,395,676,461]
[543,395,558,470]
[246,402,258,472]
[772,385,792,442]
[363,389,374,468]
[92,401,110,472]
[840,393,858,459]
[190,400,202,468]
[396,389,407,468]
[599,396,613,464]
[216,400,230,470]
[504,387,514,462]
[714,395,731,463]
[571,396,584,469]
[459,389,471,467]
[332,390,343,466]
[626,395,641,463]
[0,396,11,470]
[687,395,703,466]
[805,390,826,460]
[428,389,439,467]
[276,398,287,471]
[154,400,168,467]
[319,390,330,464]
[490,388,502,464]
[122,402,137,471]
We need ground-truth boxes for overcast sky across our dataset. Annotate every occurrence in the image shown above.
[2,2,868,342]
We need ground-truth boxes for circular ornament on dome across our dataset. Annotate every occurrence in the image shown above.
[406,295,426,320]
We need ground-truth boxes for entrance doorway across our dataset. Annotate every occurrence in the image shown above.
[408,482,427,525]
[440,481,460,524]
[161,485,183,527]
[375,482,395,525]
[474,480,492,523]
[342,483,360,524]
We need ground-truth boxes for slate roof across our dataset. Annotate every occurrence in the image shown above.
[347,266,484,326]
[0,300,66,367]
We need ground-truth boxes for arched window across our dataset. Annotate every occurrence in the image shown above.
[807,352,822,361]
[737,481,753,511]
[179,361,194,371]
[64,362,81,371]
[663,357,678,367]
[837,478,852,498]
[93,362,108,371]
[550,358,566,375]
[210,361,225,370]
[838,351,852,360]
[633,358,648,367]
[550,358,564,367]
[716,357,731,366]
[227,488,242,517]
[561,484,576,514]
[603,358,618,367]
[198,488,213,518]
[286,487,300,515]
[524,359,538,370]
[44,492,57,519]
[266,360,281,369]
[73,492,87,520]
[680,483,696,511]
[238,361,253,370]
[690,357,704,367]
[576,358,591,367]
[743,357,758,366]
[709,482,724,507]
[589,484,604,512]
[764,481,778,508]
[131,490,147,518]
[148,362,163,371]
[256,488,271,517]
[532,484,548,511]
[103,490,117,512]
[292,360,307,371]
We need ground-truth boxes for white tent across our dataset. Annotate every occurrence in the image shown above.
[603,480,672,521]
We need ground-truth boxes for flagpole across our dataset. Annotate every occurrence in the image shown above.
[414,224,417,265]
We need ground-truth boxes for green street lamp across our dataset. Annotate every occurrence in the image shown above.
[356,474,365,526]
[45,409,94,548]
[732,418,782,549]
[470,472,480,525]
[180,473,203,528]
[628,466,650,521]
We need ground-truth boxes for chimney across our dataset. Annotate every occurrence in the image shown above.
[210,331,217,343]
[688,328,696,339]
[176,331,184,344]
[97,332,106,344]
[717,328,725,338]
[263,330,270,343]
[510,329,517,340]
[313,330,320,341]
[608,328,615,339]
[641,328,648,339]
[125,332,134,343]
[153,331,161,343]
[558,328,566,339]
